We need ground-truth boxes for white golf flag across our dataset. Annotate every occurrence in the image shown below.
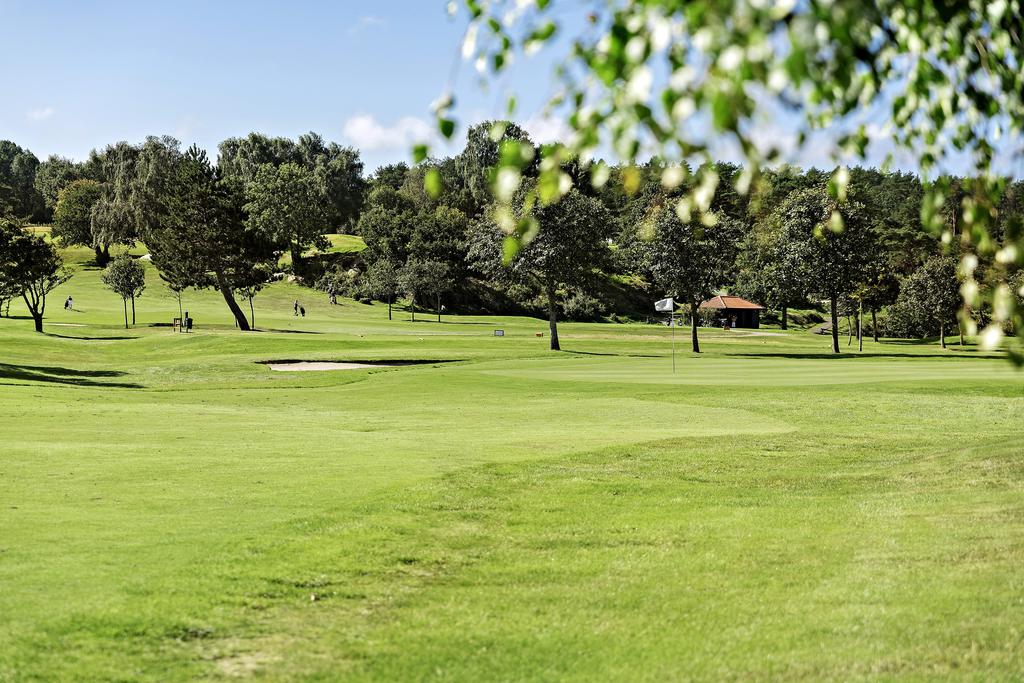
[655,297,674,312]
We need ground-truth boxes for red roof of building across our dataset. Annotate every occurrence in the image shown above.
[699,295,765,310]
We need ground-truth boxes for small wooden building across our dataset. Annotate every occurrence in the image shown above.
[699,295,765,329]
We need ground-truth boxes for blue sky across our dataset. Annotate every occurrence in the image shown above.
[0,0,564,172]
[1,1,1018,177]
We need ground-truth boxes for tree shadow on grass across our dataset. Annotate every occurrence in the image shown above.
[0,363,142,389]
[724,351,995,361]
[881,338,977,349]
[564,350,662,358]
[262,328,323,335]
[45,333,140,341]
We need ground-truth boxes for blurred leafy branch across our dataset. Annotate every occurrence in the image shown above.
[419,0,1024,361]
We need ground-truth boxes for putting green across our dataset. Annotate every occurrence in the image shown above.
[478,353,1013,385]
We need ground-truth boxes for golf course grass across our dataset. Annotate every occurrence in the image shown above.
[1,242,1022,681]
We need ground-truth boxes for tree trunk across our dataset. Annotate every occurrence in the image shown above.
[411,292,416,321]
[178,296,183,321]
[871,308,879,342]
[690,301,700,353]
[290,243,302,274]
[781,305,788,330]
[26,295,43,332]
[437,293,441,323]
[122,298,128,329]
[131,296,136,325]
[829,294,840,354]
[858,301,863,352]
[388,294,392,321]
[959,322,965,346]
[215,270,251,331]
[847,312,853,346]
[546,281,560,351]
[249,297,255,328]
[939,321,946,349]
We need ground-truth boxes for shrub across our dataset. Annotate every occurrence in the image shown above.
[561,291,606,321]
[316,267,368,300]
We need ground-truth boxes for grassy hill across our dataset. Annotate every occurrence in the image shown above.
[1,243,1022,680]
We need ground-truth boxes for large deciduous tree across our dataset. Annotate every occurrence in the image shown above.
[136,138,277,331]
[0,218,71,332]
[101,254,146,328]
[0,141,43,220]
[89,142,142,259]
[0,220,24,317]
[34,155,88,220]
[360,187,417,267]
[220,132,365,234]
[893,256,962,348]
[52,180,107,264]
[295,132,366,231]
[399,258,434,322]
[365,259,400,320]
[427,262,455,323]
[778,187,876,354]
[371,163,410,192]
[471,188,610,350]
[244,162,327,271]
[456,121,537,215]
[644,209,742,353]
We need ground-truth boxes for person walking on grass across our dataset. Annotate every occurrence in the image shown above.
[293,299,299,316]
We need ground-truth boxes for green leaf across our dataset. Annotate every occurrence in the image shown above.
[438,118,456,140]
[412,144,429,164]
[424,168,442,199]
[623,166,641,195]
[502,234,521,264]
[537,171,560,204]
[710,91,735,130]
[527,21,557,47]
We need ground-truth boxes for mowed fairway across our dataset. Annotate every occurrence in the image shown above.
[1,245,1023,681]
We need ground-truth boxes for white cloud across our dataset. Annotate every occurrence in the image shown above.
[523,115,574,145]
[174,115,200,142]
[349,15,385,35]
[27,106,55,122]
[342,114,437,152]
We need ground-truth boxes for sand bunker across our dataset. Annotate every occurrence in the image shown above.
[265,361,403,372]
[262,360,448,372]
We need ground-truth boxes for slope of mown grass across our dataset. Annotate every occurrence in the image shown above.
[0,243,1021,681]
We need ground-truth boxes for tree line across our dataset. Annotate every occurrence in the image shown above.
[2,125,1021,352]
[1,133,364,332]
[346,122,1021,353]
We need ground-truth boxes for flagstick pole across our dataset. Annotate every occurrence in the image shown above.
[671,309,675,374]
